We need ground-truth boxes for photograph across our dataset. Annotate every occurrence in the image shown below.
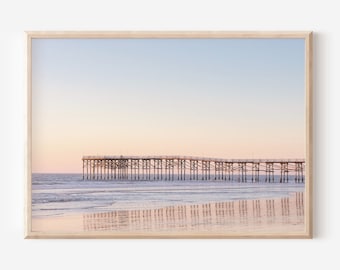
[26,32,312,238]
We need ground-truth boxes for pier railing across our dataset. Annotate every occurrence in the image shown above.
[82,155,305,183]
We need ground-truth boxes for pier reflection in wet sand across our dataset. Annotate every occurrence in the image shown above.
[83,192,304,233]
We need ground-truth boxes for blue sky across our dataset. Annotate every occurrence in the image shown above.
[32,38,305,173]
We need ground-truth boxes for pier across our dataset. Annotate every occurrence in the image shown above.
[82,155,305,183]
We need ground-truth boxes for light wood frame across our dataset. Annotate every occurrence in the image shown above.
[25,31,313,239]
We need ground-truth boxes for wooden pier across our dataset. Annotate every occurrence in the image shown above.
[82,155,305,183]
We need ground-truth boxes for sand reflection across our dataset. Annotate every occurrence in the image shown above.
[83,192,305,233]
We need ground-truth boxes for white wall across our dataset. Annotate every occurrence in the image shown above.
[0,0,336,269]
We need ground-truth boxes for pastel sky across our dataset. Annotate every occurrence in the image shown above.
[32,38,305,173]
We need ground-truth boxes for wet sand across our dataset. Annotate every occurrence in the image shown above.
[32,192,305,236]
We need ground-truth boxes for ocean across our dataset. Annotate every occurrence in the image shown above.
[32,173,305,218]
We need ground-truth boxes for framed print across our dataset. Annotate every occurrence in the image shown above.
[25,31,313,238]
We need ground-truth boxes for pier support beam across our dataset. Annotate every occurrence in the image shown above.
[190,160,198,180]
[280,162,289,183]
[202,161,210,180]
[238,162,247,182]
[142,159,151,180]
[165,159,175,180]
[215,162,223,180]
[252,162,260,182]
[178,159,186,180]
[131,159,139,180]
[295,162,304,183]
[265,162,274,183]
[154,159,162,180]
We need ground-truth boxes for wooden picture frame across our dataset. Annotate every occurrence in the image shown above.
[25,31,313,239]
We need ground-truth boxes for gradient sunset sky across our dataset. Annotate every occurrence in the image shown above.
[32,38,305,173]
